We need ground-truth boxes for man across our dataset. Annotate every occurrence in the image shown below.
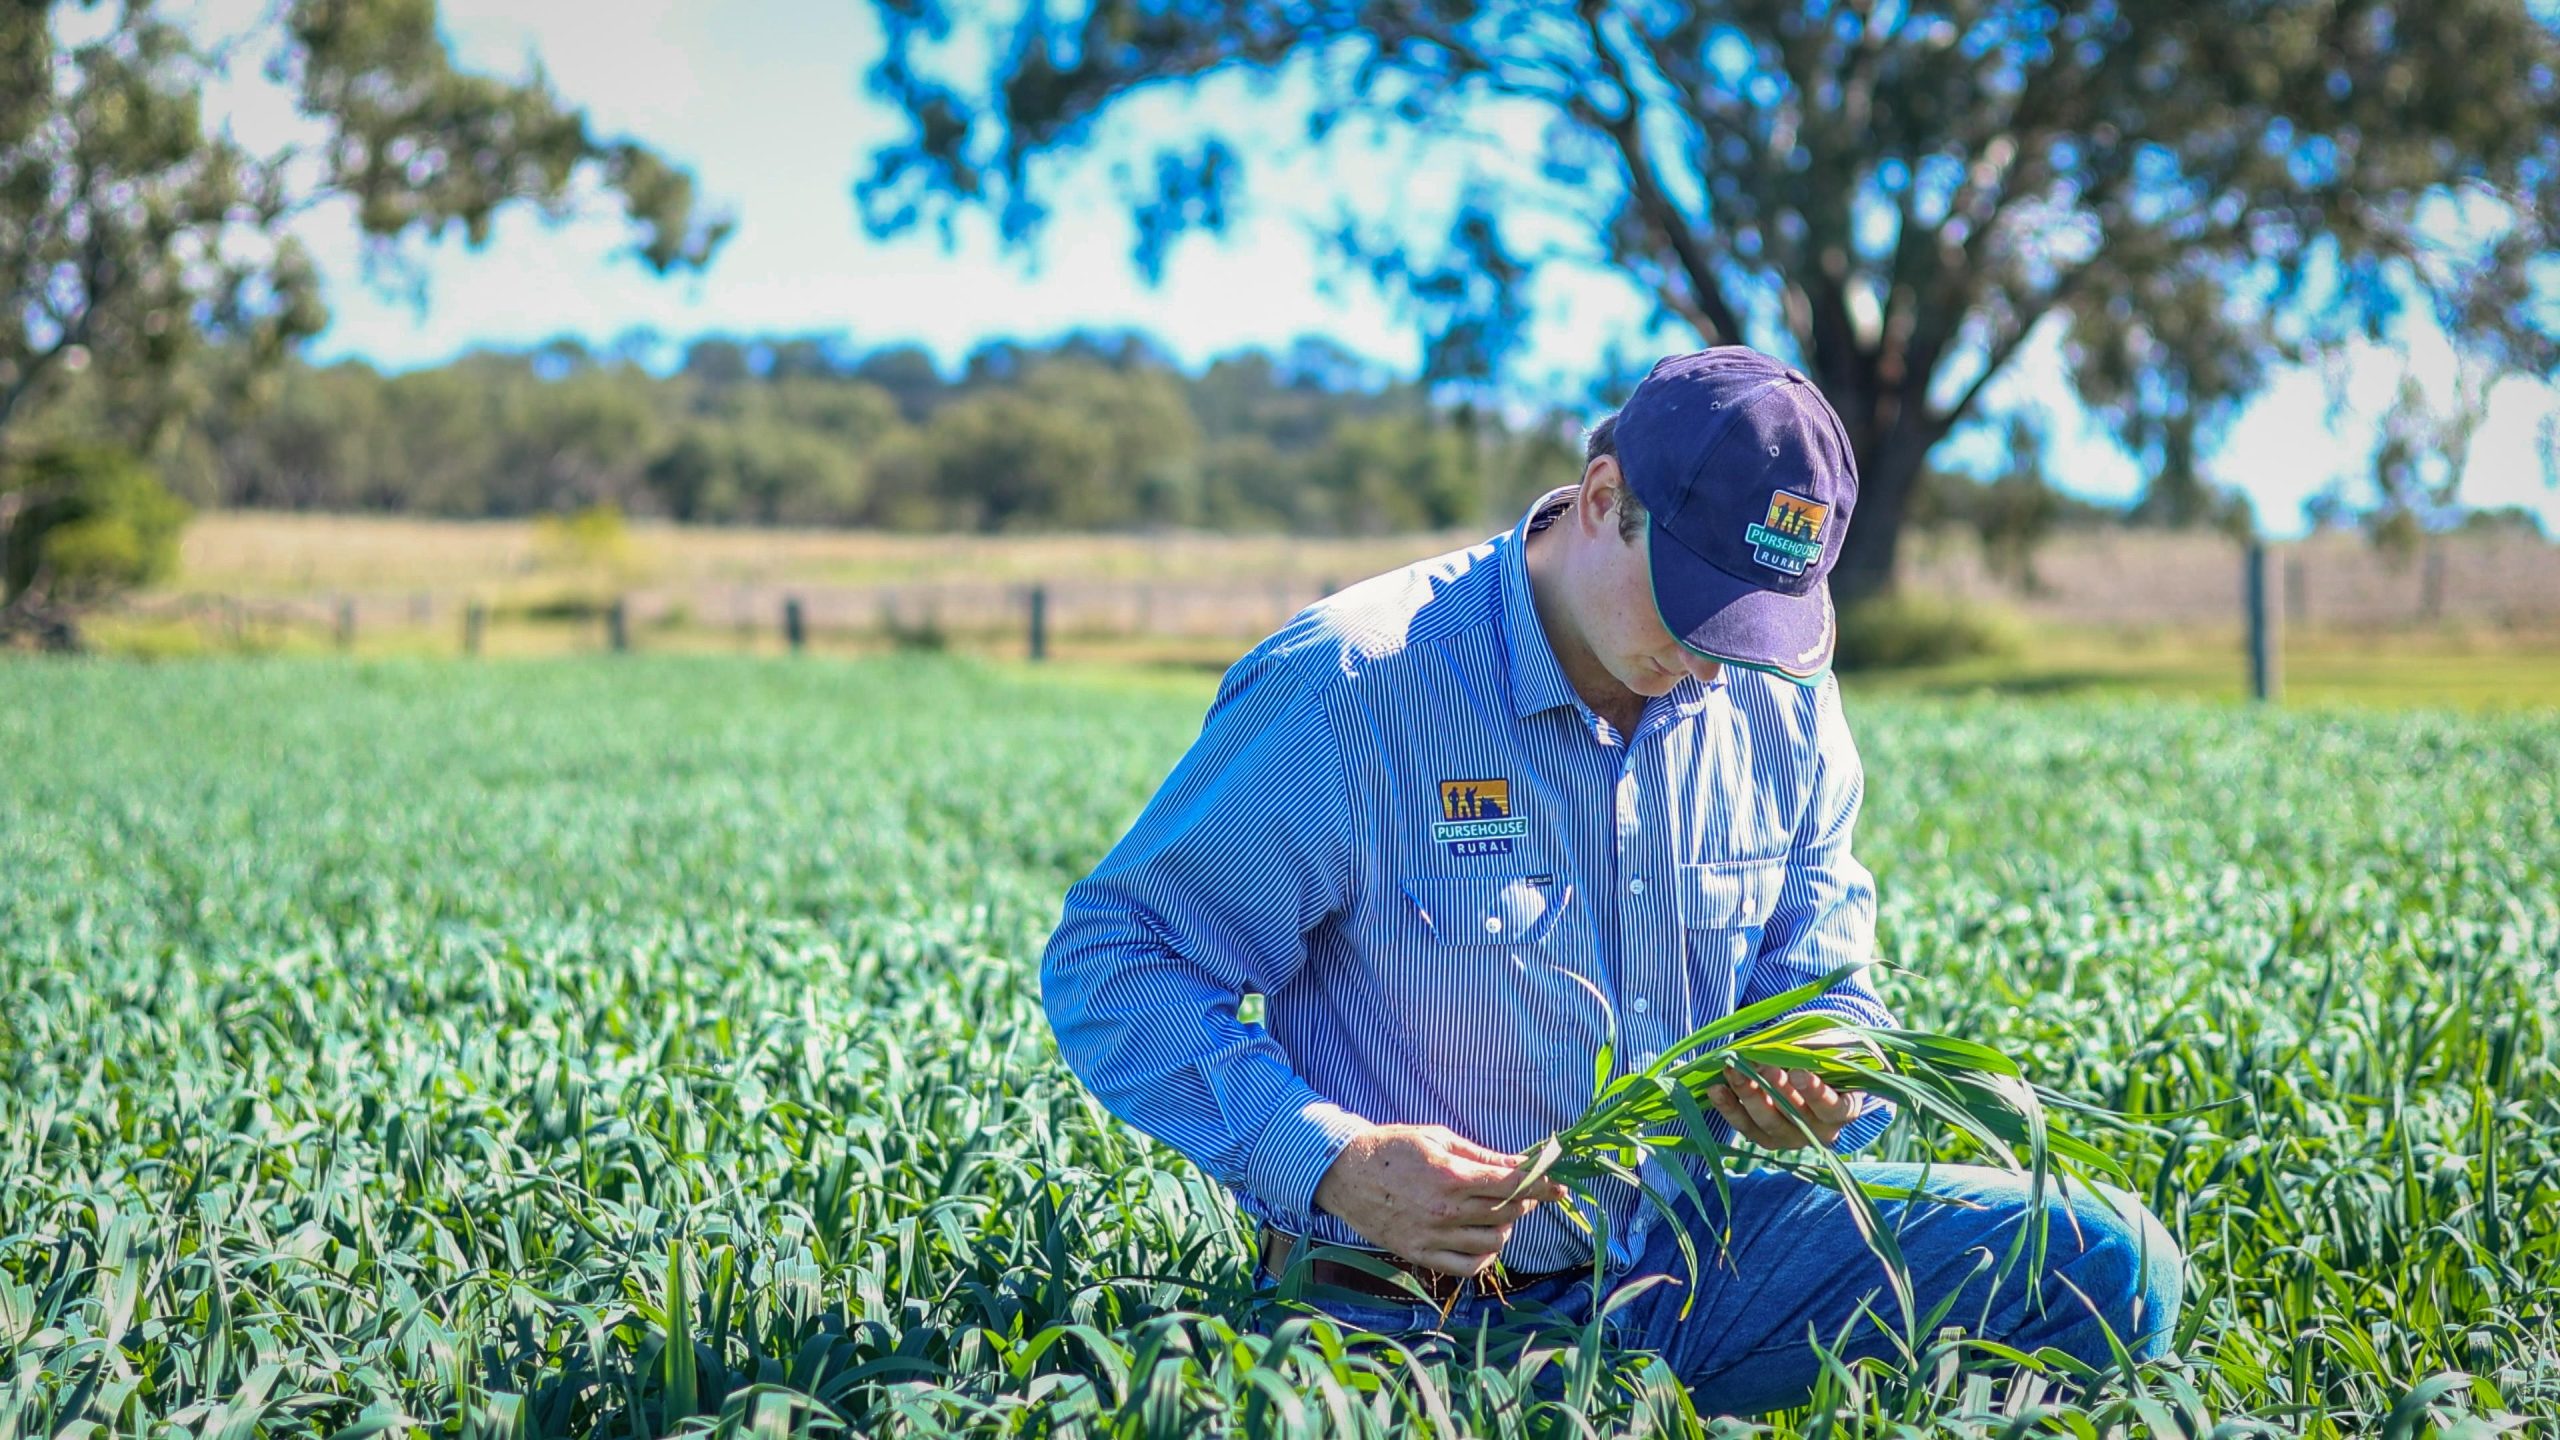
[1041,348,2181,1414]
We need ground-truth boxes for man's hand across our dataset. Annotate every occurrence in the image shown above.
[1309,1124,1571,1277]
[1706,1062,1865,1150]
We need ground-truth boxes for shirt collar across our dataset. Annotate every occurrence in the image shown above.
[1500,486,1589,719]
[1498,484,1722,723]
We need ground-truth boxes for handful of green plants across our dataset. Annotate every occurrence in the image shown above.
[1499,961,2126,1327]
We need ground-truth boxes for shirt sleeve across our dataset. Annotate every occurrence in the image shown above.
[1038,645,1369,1224]
[1738,674,1898,1156]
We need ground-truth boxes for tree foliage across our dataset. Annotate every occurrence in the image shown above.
[856,0,2560,598]
[0,0,730,454]
[0,442,188,647]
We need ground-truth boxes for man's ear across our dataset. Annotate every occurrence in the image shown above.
[1580,454,1627,534]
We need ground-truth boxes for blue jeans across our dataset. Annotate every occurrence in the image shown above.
[1253,1162,2184,1418]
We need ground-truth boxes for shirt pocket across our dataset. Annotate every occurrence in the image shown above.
[1386,874,1595,1075]
[1676,857,1786,1023]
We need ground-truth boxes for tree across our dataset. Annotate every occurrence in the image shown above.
[496,365,670,514]
[375,361,506,515]
[203,360,393,509]
[858,0,2560,599]
[647,422,870,526]
[852,345,948,421]
[1306,412,1478,533]
[0,0,730,455]
[0,443,188,648]
[704,376,903,450]
[1018,359,1203,526]
[923,391,1118,531]
[2351,357,2510,558]
[1913,419,2066,590]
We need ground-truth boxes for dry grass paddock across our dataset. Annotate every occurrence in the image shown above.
[87,509,2560,706]
[167,510,2560,628]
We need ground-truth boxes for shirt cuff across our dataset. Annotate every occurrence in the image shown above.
[1793,992,1897,1035]
[1241,1095,1373,1219]
[1830,1094,1895,1156]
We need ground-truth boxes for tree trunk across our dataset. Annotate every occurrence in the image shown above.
[0,584,79,653]
[1831,424,1932,608]
[0,490,17,603]
[1807,351,1935,609]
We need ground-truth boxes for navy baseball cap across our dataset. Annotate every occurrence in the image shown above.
[1611,347,1859,685]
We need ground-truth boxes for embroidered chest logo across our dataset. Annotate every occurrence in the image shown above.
[1743,490,1829,576]
[1434,778,1527,856]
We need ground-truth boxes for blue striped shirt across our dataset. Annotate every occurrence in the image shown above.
[1041,487,1897,1272]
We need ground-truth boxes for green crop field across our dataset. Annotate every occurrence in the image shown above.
[1,657,2555,1438]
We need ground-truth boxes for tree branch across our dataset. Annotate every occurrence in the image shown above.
[0,144,125,440]
[1573,0,1748,345]
[1929,263,2094,442]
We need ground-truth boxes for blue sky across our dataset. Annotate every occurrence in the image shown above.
[185,0,2559,535]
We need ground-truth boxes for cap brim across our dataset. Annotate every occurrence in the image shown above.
[1646,516,1835,685]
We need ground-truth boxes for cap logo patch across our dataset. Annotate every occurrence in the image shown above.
[1433,778,1525,855]
[1744,490,1829,576]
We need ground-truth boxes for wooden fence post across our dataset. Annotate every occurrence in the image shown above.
[1028,584,1049,662]
[335,597,356,651]
[607,597,630,653]
[2420,544,2446,622]
[464,603,486,656]
[2246,542,2281,704]
[784,596,806,654]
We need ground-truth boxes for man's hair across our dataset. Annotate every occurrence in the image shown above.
[1586,412,1645,543]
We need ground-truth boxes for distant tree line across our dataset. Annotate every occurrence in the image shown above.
[21,321,2546,565]
[35,329,1601,536]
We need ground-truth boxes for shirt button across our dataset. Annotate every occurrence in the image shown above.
[1636,1050,1658,1069]
[1631,996,1650,1015]
[1628,878,1646,896]
[1483,916,1504,935]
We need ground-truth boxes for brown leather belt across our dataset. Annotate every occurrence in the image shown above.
[1258,1223,1584,1306]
